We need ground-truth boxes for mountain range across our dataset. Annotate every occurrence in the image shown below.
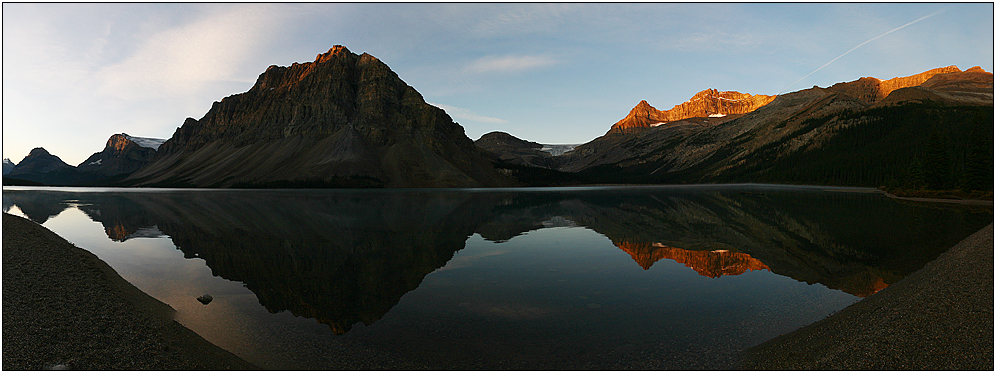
[4,46,992,190]
[5,134,165,186]
[480,65,993,190]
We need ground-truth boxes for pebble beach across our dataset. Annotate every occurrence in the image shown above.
[2,213,257,370]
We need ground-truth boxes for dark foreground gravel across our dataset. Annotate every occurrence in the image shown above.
[738,223,994,370]
[2,213,257,370]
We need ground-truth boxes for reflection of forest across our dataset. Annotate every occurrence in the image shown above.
[4,187,991,331]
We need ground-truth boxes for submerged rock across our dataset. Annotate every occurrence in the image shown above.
[196,294,213,305]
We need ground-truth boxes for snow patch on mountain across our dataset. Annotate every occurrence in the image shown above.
[3,158,14,175]
[123,134,166,150]
[539,144,580,156]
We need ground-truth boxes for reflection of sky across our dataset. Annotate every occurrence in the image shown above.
[2,201,860,369]
[19,207,318,369]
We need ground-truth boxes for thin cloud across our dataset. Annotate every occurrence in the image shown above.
[779,6,950,93]
[464,55,560,74]
[470,4,577,38]
[661,31,762,51]
[96,5,288,100]
[431,103,509,124]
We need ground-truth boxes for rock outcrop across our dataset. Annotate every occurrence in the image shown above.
[77,134,161,177]
[474,131,561,169]
[827,66,992,105]
[609,89,777,133]
[876,66,994,107]
[127,45,512,188]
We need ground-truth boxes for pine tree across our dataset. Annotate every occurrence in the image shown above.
[922,131,950,190]
[961,118,994,191]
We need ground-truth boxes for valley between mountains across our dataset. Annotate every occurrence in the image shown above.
[4,46,993,192]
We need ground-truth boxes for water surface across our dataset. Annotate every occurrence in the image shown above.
[3,185,991,369]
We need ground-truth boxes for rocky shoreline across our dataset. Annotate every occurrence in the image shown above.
[738,222,994,369]
[2,213,257,370]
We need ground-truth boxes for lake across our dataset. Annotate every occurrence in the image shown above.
[3,185,991,369]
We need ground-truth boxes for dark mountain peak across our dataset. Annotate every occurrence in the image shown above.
[3,158,15,175]
[27,147,53,158]
[127,45,511,188]
[8,147,74,181]
[476,131,543,149]
[78,133,159,177]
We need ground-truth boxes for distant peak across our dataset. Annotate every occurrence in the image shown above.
[609,90,775,134]
[28,147,51,156]
[631,100,658,112]
[315,45,353,63]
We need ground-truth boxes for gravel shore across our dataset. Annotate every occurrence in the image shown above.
[738,223,994,370]
[2,213,257,370]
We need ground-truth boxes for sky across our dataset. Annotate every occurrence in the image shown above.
[3,2,993,166]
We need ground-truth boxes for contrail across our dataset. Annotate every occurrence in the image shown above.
[780,7,950,94]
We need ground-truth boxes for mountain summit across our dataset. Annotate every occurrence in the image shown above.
[127,46,511,188]
[77,133,163,177]
[609,89,776,133]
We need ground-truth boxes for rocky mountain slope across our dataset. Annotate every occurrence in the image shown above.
[608,89,776,134]
[125,46,512,188]
[3,158,14,175]
[474,131,562,169]
[77,134,163,177]
[5,148,89,185]
[502,65,994,189]
[5,134,166,186]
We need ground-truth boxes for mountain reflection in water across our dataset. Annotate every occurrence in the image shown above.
[614,240,770,276]
[4,186,992,336]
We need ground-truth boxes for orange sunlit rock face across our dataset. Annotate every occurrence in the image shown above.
[614,240,769,277]
[105,223,133,242]
[107,134,132,153]
[827,65,964,104]
[609,89,776,133]
[857,278,889,298]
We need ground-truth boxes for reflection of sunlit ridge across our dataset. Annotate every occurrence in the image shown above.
[106,223,132,241]
[104,223,164,242]
[613,240,770,277]
[860,278,889,297]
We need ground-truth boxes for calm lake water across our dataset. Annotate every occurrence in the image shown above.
[3,185,992,369]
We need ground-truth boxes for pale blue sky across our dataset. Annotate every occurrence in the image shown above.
[3,3,993,165]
